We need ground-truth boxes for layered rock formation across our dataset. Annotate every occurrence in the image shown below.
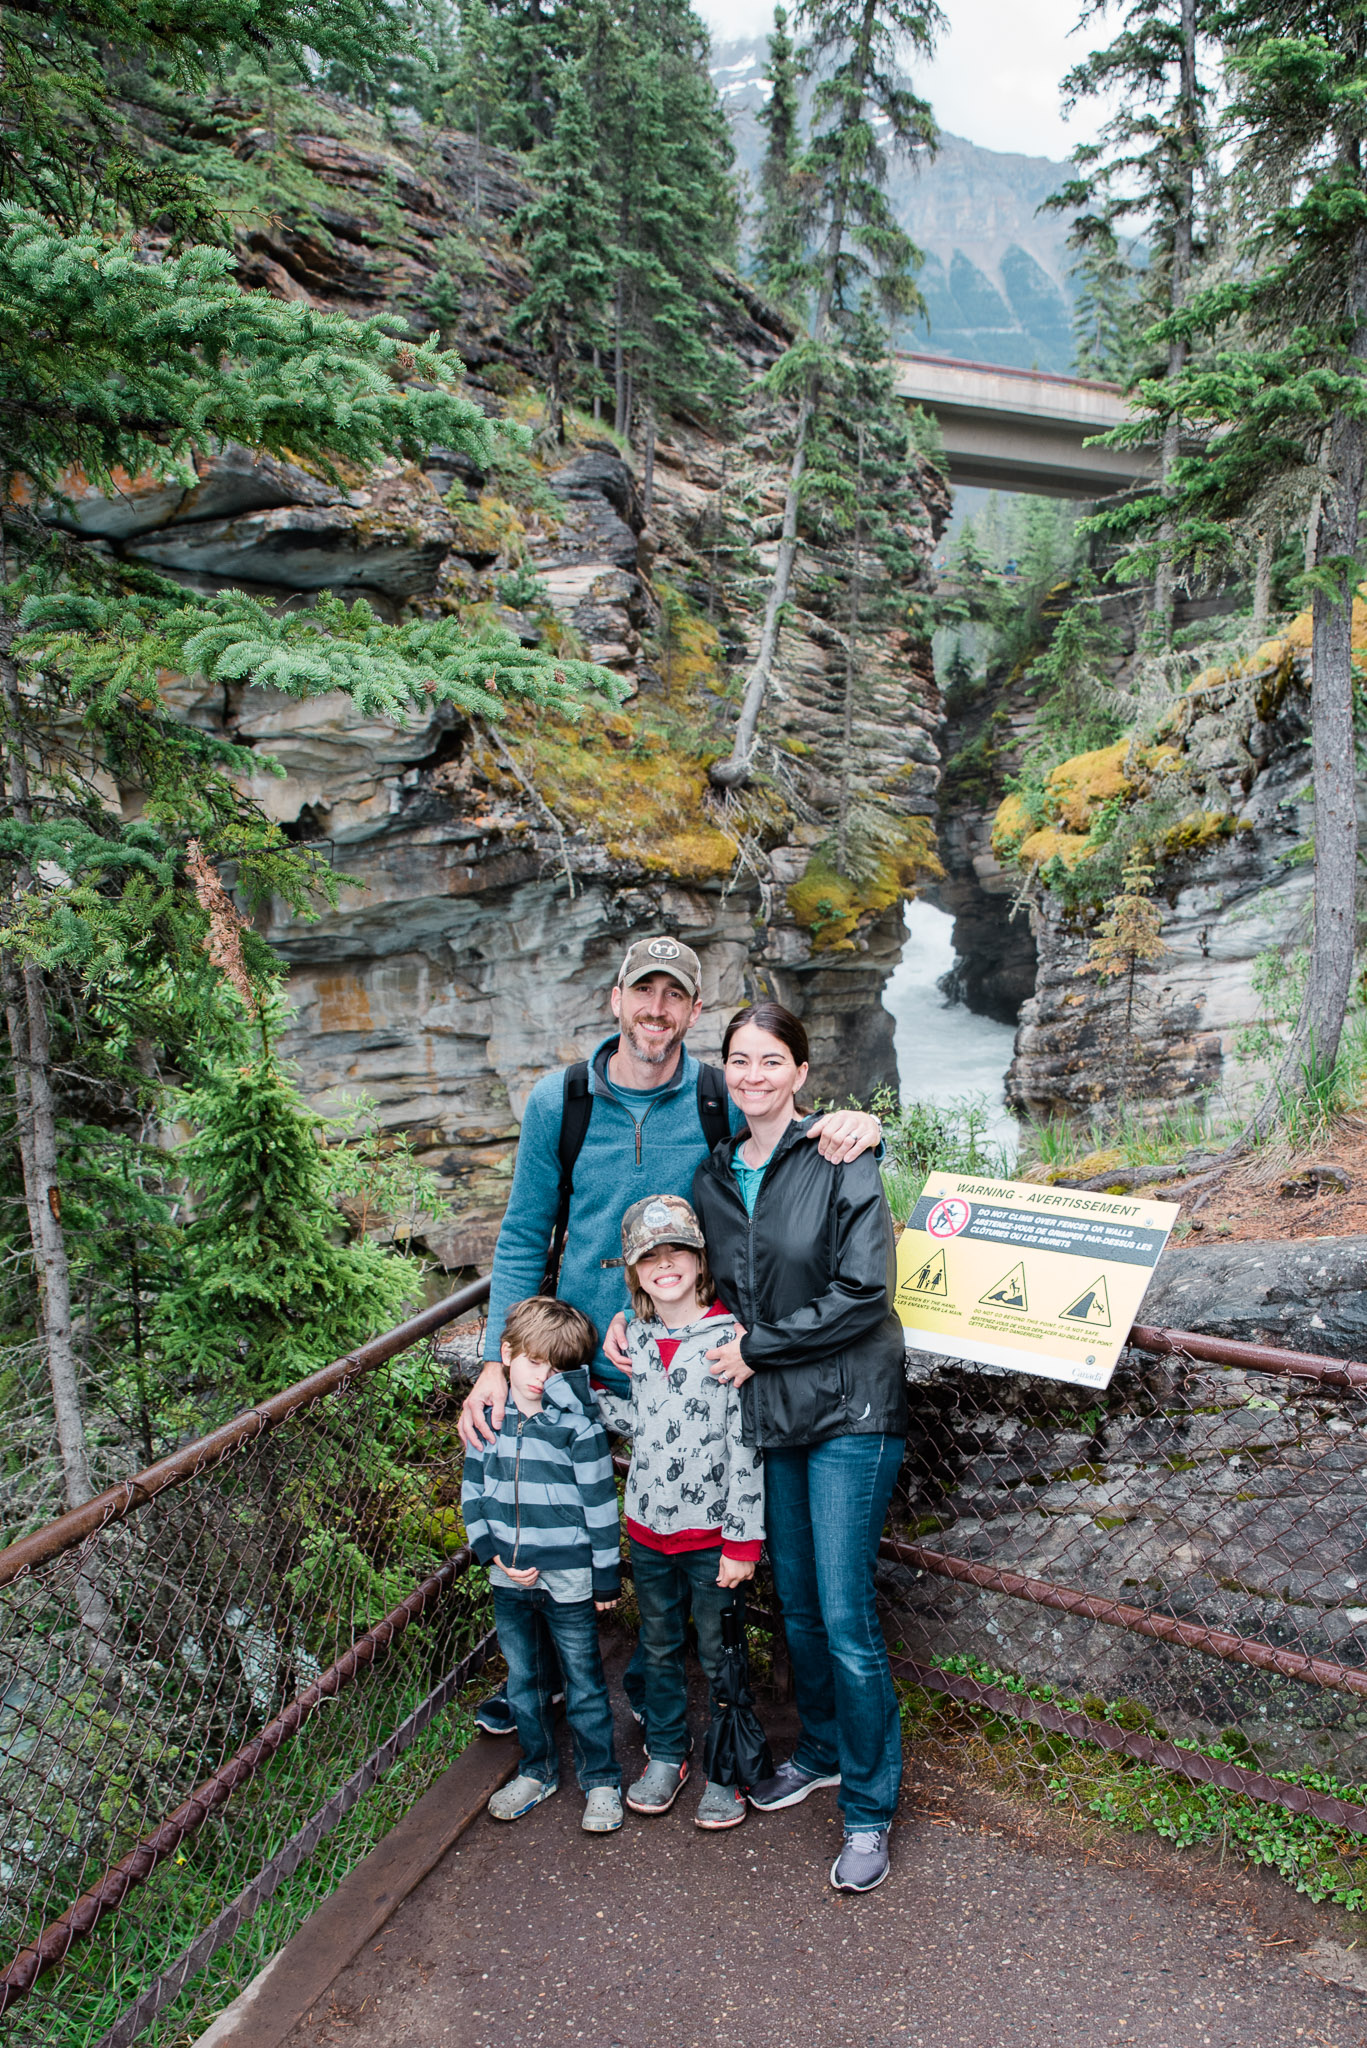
[57,88,949,1264]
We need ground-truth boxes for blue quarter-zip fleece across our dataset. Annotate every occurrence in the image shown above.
[485,1034,744,1394]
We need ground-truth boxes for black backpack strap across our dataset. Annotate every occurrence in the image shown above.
[542,1060,592,1295]
[696,1062,730,1156]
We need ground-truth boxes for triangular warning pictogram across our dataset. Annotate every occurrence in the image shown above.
[979,1261,1028,1312]
[1059,1274,1112,1326]
[901,1245,949,1297]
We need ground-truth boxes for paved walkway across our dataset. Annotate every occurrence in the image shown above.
[282,1637,1367,2048]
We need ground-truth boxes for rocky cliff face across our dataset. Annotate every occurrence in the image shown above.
[998,622,1341,1125]
[63,88,949,1265]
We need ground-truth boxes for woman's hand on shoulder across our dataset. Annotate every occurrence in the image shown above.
[806,1108,881,1162]
[706,1327,753,1386]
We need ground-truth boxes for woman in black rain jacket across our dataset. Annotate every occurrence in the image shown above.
[691,1000,906,1896]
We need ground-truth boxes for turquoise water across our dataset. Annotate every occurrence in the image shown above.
[883,898,1020,1162]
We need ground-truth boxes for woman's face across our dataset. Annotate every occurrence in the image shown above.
[724,1021,809,1124]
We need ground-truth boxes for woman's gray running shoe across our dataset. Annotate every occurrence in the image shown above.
[830,1827,891,1893]
[581,1787,624,1833]
[487,1775,557,1821]
[695,1781,747,1830]
[747,1758,841,1810]
[625,1757,690,1814]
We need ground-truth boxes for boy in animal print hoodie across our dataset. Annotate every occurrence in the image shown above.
[600,1193,765,1832]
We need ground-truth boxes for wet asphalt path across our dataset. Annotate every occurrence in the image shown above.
[283,1636,1367,2048]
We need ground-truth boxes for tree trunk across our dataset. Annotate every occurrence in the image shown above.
[709,383,815,787]
[835,424,866,874]
[1252,529,1274,627]
[710,0,874,788]
[1152,0,1198,645]
[1247,241,1367,1130]
[0,643,91,1509]
[613,275,627,437]
[642,405,656,520]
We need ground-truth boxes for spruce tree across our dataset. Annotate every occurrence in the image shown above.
[0,0,619,1506]
[1048,0,1220,639]
[1102,0,1367,1115]
[711,0,941,788]
[754,6,808,315]
[510,73,613,443]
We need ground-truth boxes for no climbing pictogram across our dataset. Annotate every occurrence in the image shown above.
[926,1197,971,1240]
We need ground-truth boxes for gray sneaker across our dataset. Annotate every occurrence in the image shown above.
[747,1758,841,1811]
[487,1774,557,1821]
[830,1826,891,1893]
[581,1786,624,1833]
[695,1780,747,1830]
[625,1756,690,1814]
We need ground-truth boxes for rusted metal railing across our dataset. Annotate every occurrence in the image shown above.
[0,1278,493,2048]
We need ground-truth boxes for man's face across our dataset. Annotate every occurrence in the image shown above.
[611,972,701,1067]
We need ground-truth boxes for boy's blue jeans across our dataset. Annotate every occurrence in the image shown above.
[492,1585,621,1792]
[629,1537,736,1770]
[763,1432,905,1831]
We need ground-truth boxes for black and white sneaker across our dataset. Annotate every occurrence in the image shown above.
[475,1691,516,1737]
[475,1689,564,1737]
[830,1826,891,1893]
[747,1758,841,1811]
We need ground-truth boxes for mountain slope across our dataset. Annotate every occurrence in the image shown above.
[712,36,1079,374]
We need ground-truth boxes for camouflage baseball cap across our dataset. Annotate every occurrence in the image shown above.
[619,1193,706,1267]
[617,935,701,1001]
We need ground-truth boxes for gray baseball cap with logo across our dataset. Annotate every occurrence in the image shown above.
[617,935,701,1002]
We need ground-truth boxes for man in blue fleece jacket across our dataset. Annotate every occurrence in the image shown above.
[458,933,883,1732]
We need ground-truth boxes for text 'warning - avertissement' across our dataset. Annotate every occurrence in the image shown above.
[894,1173,1179,1390]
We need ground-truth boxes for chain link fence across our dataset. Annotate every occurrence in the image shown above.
[0,1282,494,2048]
[7,1285,1367,2048]
[882,1325,1367,1905]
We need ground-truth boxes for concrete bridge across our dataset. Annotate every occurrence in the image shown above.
[894,350,1155,500]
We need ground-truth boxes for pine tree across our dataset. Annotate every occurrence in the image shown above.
[509,73,613,444]
[711,0,941,788]
[1047,0,1220,641]
[0,0,619,1506]
[754,6,808,315]
[1100,0,1367,1116]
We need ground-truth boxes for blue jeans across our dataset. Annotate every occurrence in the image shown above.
[492,1586,621,1792]
[763,1432,904,1830]
[630,1539,736,1769]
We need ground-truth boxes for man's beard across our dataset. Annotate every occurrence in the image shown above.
[623,1016,684,1066]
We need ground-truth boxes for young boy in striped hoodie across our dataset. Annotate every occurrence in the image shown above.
[460,1297,624,1833]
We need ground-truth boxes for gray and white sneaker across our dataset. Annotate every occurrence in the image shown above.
[487,1774,557,1821]
[581,1786,624,1833]
[747,1758,841,1811]
[830,1826,891,1893]
[626,1756,689,1814]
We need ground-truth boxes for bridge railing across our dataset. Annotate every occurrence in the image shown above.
[0,1279,493,2048]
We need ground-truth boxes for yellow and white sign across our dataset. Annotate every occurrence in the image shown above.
[895,1172,1179,1390]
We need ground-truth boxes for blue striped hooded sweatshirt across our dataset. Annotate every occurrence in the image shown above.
[460,1365,621,1600]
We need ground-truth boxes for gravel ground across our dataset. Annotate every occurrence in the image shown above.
[283,1636,1367,2048]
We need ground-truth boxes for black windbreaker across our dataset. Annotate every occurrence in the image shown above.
[692,1115,909,1451]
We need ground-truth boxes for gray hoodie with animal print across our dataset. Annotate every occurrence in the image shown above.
[598,1303,764,1559]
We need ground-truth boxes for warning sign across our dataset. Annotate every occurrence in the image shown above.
[895,1172,1178,1390]
[902,1245,950,1296]
[980,1262,1028,1312]
[1060,1274,1111,1326]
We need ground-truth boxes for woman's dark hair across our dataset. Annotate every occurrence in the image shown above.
[722,1001,809,1068]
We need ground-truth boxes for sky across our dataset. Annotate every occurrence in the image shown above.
[697,0,1096,162]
